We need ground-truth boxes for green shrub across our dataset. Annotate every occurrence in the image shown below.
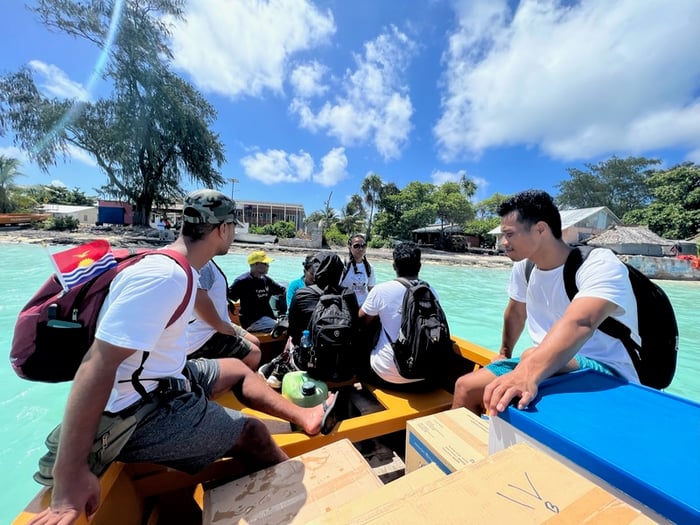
[324,225,347,246]
[249,220,296,238]
[368,236,390,248]
[40,216,80,231]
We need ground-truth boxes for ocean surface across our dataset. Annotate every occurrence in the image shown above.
[1,243,698,522]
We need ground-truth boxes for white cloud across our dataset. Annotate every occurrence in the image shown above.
[240,148,314,184]
[431,169,465,185]
[0,145,29,163]
[28,60,89,101]
[313,147,348,187]
[290,26,416,160]
[65,144,97,167]
[170,0,335,98]
[240,146,347,186]
[434,0,700,162]
[290,61,328,98]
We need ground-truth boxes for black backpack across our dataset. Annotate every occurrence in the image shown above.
[525,246,678,389]
[388,278,453,379]
[301,285,359,382]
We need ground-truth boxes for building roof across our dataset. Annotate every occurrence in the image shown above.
[586,224,672,246]
[488,206,620,235]
[559,207,620,229]
[38,204,96,214]
[412,224,464,234]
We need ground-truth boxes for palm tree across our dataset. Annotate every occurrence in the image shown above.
[361,173,383,240]
[339,193,366,234]
[0,155,25,213]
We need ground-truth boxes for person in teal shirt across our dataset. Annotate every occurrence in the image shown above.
[286,254,316,308]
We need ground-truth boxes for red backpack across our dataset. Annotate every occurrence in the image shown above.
[10,248,193,382]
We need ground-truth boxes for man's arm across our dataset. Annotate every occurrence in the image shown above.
[194,288,237,336]
[357,307,378,325]
[499,299,526,359]
[31,341,135,525]
[483,296,618,415]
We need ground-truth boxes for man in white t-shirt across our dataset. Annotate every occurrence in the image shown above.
[359,242,444,386]
[187,260,262,370]
[37,190,337,525]
[452,190,639,416]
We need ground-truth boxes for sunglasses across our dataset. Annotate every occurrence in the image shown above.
[352,243,367,249]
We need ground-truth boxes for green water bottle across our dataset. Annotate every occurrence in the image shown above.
[282,371,328,408]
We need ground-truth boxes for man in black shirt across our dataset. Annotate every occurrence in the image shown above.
[228,250,286,332]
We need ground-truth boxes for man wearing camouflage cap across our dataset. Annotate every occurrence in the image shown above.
[35,189,335,525]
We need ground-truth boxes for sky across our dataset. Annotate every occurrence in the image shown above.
[1,0,699,216]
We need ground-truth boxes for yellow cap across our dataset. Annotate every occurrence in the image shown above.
[248,250,274,265]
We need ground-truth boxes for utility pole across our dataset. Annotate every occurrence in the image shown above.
[228,178,239,199]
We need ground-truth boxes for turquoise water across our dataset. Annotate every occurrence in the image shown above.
[1,243,698,522]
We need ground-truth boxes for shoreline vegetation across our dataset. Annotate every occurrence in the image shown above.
[0,224,514,270]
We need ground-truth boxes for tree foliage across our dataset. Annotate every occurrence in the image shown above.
[556,156,660,217]
[337,193,366,235]
[623,162,700,239]
[21,184,94,206]
[361,172,383,240]
[0,0,225,225]
[373,181,437,240]
[0,155,25,212]
[433,181,475,229]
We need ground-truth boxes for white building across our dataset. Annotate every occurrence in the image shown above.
[37,204,98,225]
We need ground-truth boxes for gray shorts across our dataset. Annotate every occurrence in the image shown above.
[116,359,246,474]
[188,331,253,360]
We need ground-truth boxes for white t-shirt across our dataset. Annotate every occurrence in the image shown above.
[509,248,639,382]
[96,253,197,412]
[186,261,228,352]
[340,260,376,306]
[362,279,437,384]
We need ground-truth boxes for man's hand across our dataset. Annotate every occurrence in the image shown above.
[29,467,100,525]
[483,368,539,416]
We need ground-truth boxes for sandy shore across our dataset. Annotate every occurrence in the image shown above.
[0,225,513,269]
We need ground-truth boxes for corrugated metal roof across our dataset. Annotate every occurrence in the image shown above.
[413,224,463,233]
[488,206,620,234]
[38,204,97,213]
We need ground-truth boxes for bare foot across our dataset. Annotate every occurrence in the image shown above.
[300,391,336,435]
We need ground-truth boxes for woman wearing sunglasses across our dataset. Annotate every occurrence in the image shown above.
[340,233,376,306]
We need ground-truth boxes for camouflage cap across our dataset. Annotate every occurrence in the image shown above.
[182,189,241,225]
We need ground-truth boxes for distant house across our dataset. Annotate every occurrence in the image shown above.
[586,225,673,256]
[411,224,479,250]
[37,204,98,225]
[489,206,622,245]
[98,200,134,225]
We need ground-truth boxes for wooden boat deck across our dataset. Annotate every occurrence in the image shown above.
[13,336,496,525]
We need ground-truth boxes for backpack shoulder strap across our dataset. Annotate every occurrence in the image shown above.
[395,277,413,289]
[209,258,228,289]
[363,257,372,277]
[148,249,194,327]
[563,246,633,345]
[524,259,535,284]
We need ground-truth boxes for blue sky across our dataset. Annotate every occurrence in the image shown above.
[1,0,699,216]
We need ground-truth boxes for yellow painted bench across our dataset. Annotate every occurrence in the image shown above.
[216,335,496,458]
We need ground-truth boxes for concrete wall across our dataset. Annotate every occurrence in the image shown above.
[621,255,700,281]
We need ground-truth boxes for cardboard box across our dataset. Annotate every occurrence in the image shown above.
[203,439,382,525]
[405,407,490,474]
[491,370,699,524]
[309,462,444,525]
[346,443,658,524]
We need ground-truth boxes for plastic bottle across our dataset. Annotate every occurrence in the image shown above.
[300,329,314,370]
[282,371,328,408]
